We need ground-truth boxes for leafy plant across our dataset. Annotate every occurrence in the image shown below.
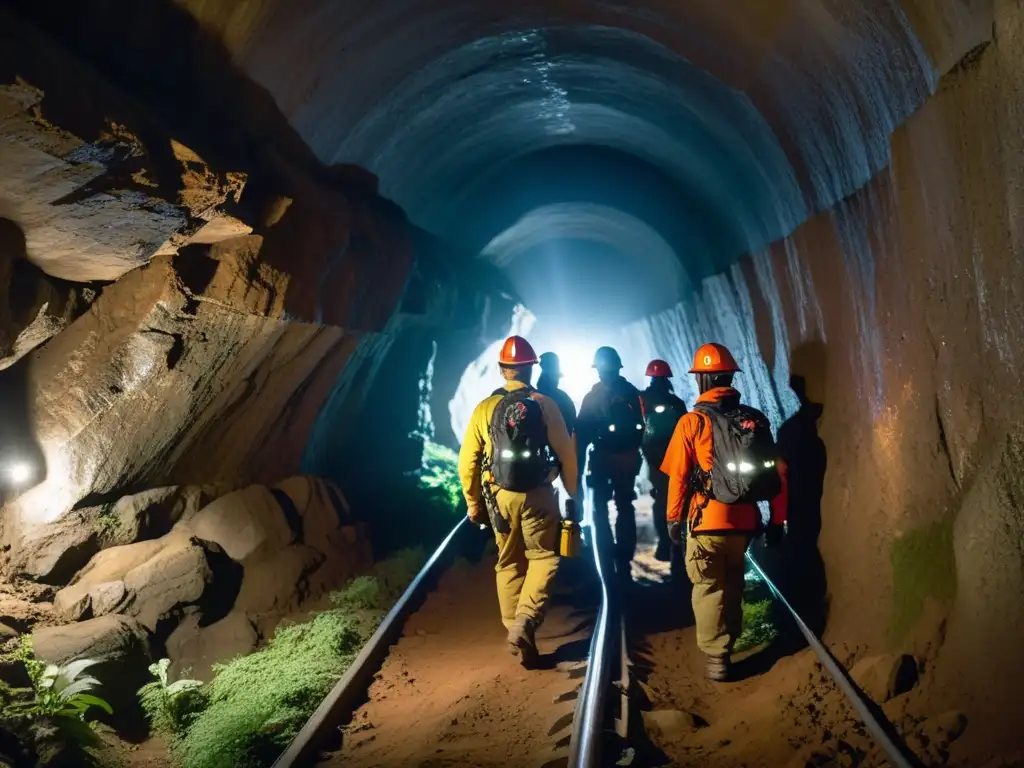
[735,570,780,653]
[418,440,464,516]
[172,549,425,768]
[735,598,778,653]
[137,659,206,736]
[0,638,115,766]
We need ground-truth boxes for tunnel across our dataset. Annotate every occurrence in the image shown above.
[0,0,1021,766]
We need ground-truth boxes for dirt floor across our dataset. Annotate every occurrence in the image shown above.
[318,544,600,768]
[625,496,991,768]
[116,496,1009,768]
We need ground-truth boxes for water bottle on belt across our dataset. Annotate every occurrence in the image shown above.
[559,497,581,558]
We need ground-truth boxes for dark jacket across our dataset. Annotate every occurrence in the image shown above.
[640,386,687,469]
[536,375,577,437]
[576,376,644,466]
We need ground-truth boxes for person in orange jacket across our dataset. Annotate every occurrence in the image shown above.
[661,342,788,681]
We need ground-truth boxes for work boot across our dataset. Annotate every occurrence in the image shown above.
[654,540,671,562]
[705,654,731,682]
[507,614,539,669]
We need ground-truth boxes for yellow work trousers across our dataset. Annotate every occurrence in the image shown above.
[492,483,561,629]
[685,534,750,656]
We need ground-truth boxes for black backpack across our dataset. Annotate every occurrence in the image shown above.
[642,393,687,453]
[488,388,550,492]
[597,392,645,453]
[691,401,781,504]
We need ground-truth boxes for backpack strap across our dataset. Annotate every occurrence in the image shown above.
[492,386,535,399]
[686,403,717,532]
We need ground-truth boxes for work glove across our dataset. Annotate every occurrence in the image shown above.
[668,521,683,545]
[764,523,785,549]
[467,503,489,528]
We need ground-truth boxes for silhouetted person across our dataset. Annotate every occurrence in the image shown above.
[639,359,687,563]
[775,375,828,634]
[537,352,577,437]
[577,346,645,573]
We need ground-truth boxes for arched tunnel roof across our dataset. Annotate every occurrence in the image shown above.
[198,0,943,316]
[61,0,964,319]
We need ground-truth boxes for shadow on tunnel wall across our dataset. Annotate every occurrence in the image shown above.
[775,341,829,643]
[744,341,829,675]
[0,219,47,505]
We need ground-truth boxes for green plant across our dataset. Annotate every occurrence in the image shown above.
[418,440,464,515]
[735,598,778,653]
[0,639,115,766]
[173,549,426,768]
[734,571,780,654]
[94,504,121,540]
[138,659,206,736]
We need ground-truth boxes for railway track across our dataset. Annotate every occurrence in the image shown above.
[272,502,922,768]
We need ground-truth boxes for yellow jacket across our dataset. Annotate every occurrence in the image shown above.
[458,381,579,517]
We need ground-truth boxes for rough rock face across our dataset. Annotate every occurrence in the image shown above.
[0,83,186,282]
[51,476,369,675]
[183,485,297,562]
[98,484,232,547]
[0,216,99,371]
[53,529,241,633]
[0,239,360,574]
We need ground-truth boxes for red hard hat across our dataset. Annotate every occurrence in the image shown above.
[689,343,740,374]
[645,359,673,377]
[498,335,539,366]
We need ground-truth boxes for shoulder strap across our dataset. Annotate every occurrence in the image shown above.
[492,386,534,400]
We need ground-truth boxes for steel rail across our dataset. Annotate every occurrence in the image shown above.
[273,516,470,767]
[745,551,916,768]
[567,503,619,768]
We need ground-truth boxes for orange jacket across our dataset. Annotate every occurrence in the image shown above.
[660,387,788,534]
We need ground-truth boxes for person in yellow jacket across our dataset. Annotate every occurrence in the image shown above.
[661,343,788,681]
[458,335,579,668]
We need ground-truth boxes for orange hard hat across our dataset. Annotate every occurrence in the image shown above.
[645,359,673,377]
[689,343,740,374]
[498,335,539,366]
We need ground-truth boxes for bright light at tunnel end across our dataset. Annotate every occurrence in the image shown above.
[541,341,599,409]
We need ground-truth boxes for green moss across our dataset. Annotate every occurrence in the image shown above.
[888,515,957,640]
[171,549,425,768]
[735,574,779,653]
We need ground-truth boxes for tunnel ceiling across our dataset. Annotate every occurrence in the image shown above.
[13,0,990,319]
[185,0,954,286]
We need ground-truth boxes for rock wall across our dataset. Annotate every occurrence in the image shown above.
[639,13,1024,756]
[24,475,371,736]
[0,0,505,571]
